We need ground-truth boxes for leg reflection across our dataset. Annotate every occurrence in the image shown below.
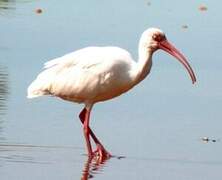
[81,155,110,180]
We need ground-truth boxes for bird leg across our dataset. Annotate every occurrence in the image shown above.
[82,107,93,157]
[79,108,111,159]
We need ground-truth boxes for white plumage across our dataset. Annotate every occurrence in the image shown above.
[27,46,137,103]
[27,28,196,159]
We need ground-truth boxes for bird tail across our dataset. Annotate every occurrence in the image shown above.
[27,78,51,99]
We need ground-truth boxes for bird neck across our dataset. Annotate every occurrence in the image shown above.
[133,45,153,85]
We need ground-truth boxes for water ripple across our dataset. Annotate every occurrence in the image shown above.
[0,65,9,141]
[0,65,8,113]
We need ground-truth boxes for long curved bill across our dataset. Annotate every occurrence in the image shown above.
[158,39,196,84]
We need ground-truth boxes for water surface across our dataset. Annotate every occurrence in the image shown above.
[1,0,222,179]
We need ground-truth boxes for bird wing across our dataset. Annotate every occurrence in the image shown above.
[43,47,104,70]
[29,46,134,102]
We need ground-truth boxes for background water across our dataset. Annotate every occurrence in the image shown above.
[1,0,222,179]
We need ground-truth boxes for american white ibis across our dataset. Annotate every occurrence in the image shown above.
[27,28,196,160]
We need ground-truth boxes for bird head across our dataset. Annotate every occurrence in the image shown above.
[140,28,196,84]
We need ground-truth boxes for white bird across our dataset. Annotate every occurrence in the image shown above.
[27,28,196,160]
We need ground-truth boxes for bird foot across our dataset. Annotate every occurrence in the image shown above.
[92,144,111,161]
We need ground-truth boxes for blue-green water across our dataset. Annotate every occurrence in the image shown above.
[1,0,222,179]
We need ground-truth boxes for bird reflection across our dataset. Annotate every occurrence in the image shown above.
[81,155,110,180]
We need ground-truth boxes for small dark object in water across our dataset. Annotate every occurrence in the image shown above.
[199,5,208,11]
[147,1,151,6]
[201,137,209,143]
[35,8,43,14]
[182,25,188,29]
[117,156,126,160]
[201,137,218,143]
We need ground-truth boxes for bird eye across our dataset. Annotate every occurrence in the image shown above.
[152,34,165,42]
[152,34,157,40]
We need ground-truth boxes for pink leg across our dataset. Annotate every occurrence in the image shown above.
[79,108,111,159]
[82,108,93,157]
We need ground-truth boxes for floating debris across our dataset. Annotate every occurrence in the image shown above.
[181,25,188,29]
[147,1,151,6]
[201,137,210,143]
[117,156,126,160]
[201,137,218,143]
[35,8,43,14]
[198,5,208,12]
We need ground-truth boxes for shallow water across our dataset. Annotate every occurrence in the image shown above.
[1,0,222,179]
